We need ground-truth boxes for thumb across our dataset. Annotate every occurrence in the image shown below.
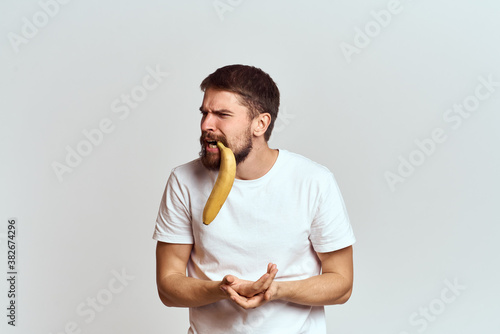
[222,275,235,285]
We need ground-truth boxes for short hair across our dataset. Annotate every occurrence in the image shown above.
[200,64,280,141]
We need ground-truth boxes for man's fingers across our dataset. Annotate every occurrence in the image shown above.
[257,265,278,291]
[225,286,248,305]
[253,264,278,290]
[226,286,265,309]
[222,274,235,285]
[252,273,271,292]
[223,264,278,298]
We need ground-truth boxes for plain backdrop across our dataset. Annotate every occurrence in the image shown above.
[1,0,499,333]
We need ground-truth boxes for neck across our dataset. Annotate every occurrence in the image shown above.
[235,141,279,180]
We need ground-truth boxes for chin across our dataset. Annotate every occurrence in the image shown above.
[200,153,220,171]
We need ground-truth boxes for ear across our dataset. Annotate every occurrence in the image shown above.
[252,113,271,137]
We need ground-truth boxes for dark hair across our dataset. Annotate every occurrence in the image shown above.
[200,64,280,141]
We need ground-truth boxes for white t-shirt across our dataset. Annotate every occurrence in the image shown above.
[153,149,356,334]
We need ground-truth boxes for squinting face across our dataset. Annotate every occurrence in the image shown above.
[199,89,254,170]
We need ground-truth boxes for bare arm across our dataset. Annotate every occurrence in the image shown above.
[224,246,353,308]
[156,241,226,307]
[156,241,278,308]
[275,246,354,306]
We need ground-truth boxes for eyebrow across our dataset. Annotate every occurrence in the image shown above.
[199,107,234,114]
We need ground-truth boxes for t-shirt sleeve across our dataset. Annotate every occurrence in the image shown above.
[152,171,194,244]
[310,172,356,253]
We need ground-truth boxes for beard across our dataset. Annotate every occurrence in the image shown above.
[199,128,253,171]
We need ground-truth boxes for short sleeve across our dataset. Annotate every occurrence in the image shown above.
[152,171,194,244]
[309,172,356,253]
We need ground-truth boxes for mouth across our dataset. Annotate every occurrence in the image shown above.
[204,139,221,153]
[206,140,218,148]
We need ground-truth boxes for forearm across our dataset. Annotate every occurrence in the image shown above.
[275,272,352,306]
[157,273,226,308]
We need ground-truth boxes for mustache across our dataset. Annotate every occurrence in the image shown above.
[200,133,228,146]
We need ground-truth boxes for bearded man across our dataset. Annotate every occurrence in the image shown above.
[153,64,356,334]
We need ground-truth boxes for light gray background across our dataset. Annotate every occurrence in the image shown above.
[1,0,499,333]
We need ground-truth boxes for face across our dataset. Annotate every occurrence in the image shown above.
[199,89,254,170]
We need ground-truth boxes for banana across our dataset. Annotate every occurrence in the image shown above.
[203,141,236,225]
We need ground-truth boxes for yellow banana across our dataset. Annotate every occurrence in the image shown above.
[203,141,236,225]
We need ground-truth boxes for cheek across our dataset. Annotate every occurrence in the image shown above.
[234,126,253,145]
[223,118,253,143]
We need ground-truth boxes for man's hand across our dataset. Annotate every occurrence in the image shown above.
[219,246,354,309]
[220,263,278,309]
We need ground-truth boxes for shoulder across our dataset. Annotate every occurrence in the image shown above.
[169,158,211,186]
[171,158,204,175]
[279,150,333,180]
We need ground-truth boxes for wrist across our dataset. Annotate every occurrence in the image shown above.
[274,280,296,302]
[217,280,235,302]
[274,281,286,301]
[214,280,228,300]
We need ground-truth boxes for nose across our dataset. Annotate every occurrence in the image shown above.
[201,112,216,132]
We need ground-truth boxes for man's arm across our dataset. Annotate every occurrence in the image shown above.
[224,246,353,308]
[156,241,225,307]
[156,241,278,308]
[276,245,353,305]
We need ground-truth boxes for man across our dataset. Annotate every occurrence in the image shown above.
[153,64,355,333]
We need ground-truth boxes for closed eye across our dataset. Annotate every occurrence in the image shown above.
[199,109,231,118]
